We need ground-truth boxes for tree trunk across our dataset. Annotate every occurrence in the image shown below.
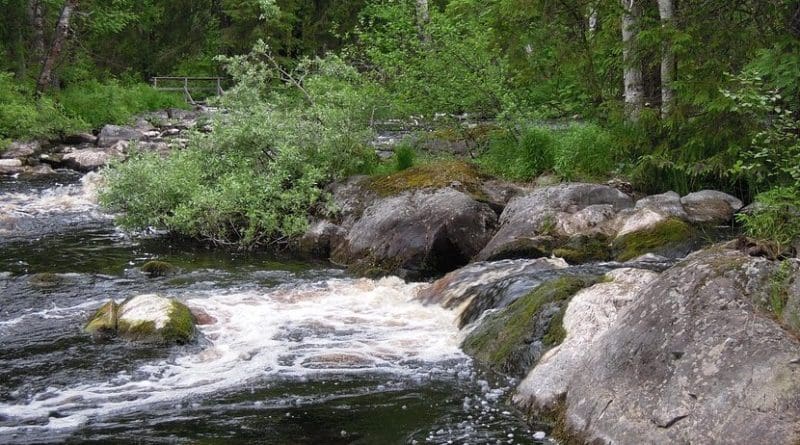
[28,0,46,64]
[621,0,644,122]
[415,0,431,44]
[658,0,675,118]
[790,1,800,38]
[37,0,77,95]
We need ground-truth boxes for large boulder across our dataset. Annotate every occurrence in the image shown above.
[331,187,498,279]
[97,124,144,147]
[85,294,196,343]
[477,183,634,261]
[515,247,800,444]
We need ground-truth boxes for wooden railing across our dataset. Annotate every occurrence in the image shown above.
[151,77,225,104]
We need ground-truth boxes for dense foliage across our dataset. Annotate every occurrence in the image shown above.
[2,0,798,249]
[101,46,381,246]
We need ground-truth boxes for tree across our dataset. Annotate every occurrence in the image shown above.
[621,0,644,121]
[36,0,77,94]
[415,0,431,43]
[657,0,675,118]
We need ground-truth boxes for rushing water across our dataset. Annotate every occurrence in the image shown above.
[0,173,544,444]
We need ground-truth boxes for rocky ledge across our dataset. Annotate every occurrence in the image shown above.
[0,107,210,175]
[300,160,743,278]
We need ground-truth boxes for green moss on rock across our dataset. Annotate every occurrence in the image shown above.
[613,218,693,262]
[161,301,196,344]
[462,275,599,376]
[84,300,118,337]
[552,235,612,264]
[29,272,67,288]
[368,160,485,197]
[141,260,176,277]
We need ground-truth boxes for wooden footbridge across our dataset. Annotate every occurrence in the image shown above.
[151,77,225,105]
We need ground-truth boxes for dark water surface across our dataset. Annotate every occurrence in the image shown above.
[0,174,543,444]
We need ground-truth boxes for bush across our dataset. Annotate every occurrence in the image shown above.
[57,80,187,129]
[0,72,79,140]
[552,123,620,181]
[101,46,380,247]
[477,127,555,181]
[737,187,800,257]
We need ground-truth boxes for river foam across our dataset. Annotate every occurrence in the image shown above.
[0,276,467,438]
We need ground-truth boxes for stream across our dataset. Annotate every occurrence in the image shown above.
[0,172,543,444]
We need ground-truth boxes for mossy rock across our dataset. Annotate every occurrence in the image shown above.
[141,260,177,277]
[612,218,694,262]
[29,272,68,288]
[462,275,599,377]
[368,160,485,198]
[84,300,119,338]
[552,235,612,264]
[117,295,196,343]
[480,236,556,262]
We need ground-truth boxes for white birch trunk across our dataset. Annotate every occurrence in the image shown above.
[621,0,644,122]
[658,0,675,118]
[416,0,431,44]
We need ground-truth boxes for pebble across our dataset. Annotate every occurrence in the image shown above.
[533,431,546,440]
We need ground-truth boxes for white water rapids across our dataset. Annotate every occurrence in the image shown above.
[0,277,468,436]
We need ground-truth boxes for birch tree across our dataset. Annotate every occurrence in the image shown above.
[621,0,644,121]
[658,0,675,118]
[416,0,431,44]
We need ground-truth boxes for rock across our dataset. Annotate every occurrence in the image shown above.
[331,188,498,279]
[477,183,633,261]
[117,294,196,343]
[297,220,346,258]
[132,117,156,132]
[61,148,121,172]
[97,124,144,147]
[160,128,182,138]
[514,268,659,410]
[0,159,24,174]
[2,140,40,159]
[478,180,530,213]
[461,275,599,377]
[140,260,177,277]
[84,300,119,338]
[680,190,744,223]
[417,257,569,327]
[22,164,56,176]
[28,272,69,288]
[612,217,695,261]
[516,248,800,444]
[325,175,379,229]
[62,133,97,145]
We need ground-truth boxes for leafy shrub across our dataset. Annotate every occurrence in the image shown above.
[102,46,380,247]
[0,72,79,140]
[477,127,555,181]
[58,80,186,129]
[737,187,800,256]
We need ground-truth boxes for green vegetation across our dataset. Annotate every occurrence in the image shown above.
[461,275,599,376]
[768,260,794,317]
[84,300,119,337]
[368,160,483,197]
[1,0,795,250]
[613,218,694,262]
[737,188,800,258]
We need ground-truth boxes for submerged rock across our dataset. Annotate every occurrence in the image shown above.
[84,294,195,343]
[140,260,177,277]
[515,247,800,444]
